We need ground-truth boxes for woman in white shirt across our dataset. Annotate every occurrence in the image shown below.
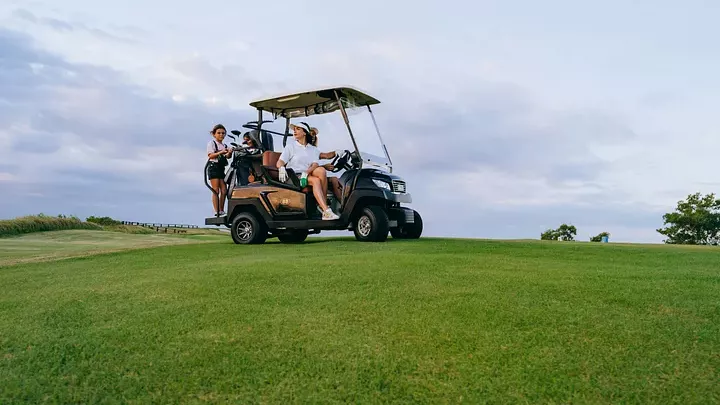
[206,124,233,216]
[309,127,344,203]
[277,123,340,220]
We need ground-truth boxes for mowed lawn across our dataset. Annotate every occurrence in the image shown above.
[0,230,224,266]
[1,233,719,404]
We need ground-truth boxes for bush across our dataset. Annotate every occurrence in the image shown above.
[590,232,610,242]
[86,216,122,226]
[0,214,102,237]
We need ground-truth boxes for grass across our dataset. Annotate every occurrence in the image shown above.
[102,224,228,236]
[0,235,719,403]
[0,215,101,237]
[0,230,224,266]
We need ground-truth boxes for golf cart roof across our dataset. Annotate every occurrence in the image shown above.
[249,86,380,119]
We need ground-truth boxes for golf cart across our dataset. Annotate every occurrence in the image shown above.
[204,86,422,244]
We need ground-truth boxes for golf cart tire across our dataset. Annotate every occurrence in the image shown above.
[231,212,267,245]
[390,210,423,239]
[353,205,390,242]
[277,230,308,244]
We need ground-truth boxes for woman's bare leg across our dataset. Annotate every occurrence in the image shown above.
[210,179,221,213]
[219,181,227,213]
[311,167,328,193]
[329,177,342,201]
[308,176,329,211]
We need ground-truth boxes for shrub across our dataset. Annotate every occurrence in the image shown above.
[0,214,102,237]
[86,216,122,226]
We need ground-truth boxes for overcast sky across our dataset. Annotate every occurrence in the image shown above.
[1,0,718,243]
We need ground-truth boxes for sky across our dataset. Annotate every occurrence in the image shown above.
[1,0,718,243]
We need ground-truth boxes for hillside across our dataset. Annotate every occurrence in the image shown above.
[1,235,718,403]
[0,230,224,266]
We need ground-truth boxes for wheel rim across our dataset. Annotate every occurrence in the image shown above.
[358,216,372,237]
[235,220,253,241]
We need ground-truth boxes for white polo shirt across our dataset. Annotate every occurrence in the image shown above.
[207,139,228,163]
[279,140,320,173]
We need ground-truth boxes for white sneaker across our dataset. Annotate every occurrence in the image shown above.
[322,208,339,221]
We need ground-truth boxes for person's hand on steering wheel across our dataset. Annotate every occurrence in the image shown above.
[329,150,352,173]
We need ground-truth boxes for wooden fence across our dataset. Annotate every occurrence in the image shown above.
[120,221,199,234]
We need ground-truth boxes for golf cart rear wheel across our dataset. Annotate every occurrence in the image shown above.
[390,210,423,239]
[277,230,308,243]
[231,212,267,245]
[353,205,389,242]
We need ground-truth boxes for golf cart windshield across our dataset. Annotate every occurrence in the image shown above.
[305,98,391,171]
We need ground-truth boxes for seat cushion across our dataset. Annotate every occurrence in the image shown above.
[261,151,282,181]
[263,151,282,167]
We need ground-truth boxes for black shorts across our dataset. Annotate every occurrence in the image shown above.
[207,162,226,180]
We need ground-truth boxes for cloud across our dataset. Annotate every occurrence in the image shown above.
[0,28,262,223]
[10,8,135,43]
[0,15,688,243]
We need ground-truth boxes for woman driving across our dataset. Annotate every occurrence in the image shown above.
[277,123,340,220]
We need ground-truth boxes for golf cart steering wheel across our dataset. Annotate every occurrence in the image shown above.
[329,150,353,173]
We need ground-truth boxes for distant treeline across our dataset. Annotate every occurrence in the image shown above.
[0,214,204,237]
[0,214,102,237]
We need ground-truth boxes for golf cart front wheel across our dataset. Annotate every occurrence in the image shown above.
[390,210,423,239]
[231,212,267,245]
[353,205,389,242]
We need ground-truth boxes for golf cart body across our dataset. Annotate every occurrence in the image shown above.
[204,86,422,244]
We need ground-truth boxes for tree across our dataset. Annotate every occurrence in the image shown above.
[541,228,559,240]
[656,192,720,245]
[590,232,610,242]
[541,223,577,241]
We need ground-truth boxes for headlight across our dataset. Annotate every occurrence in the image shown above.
[372,179,391,190]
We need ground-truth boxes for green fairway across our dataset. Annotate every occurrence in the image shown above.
[1,236,719,403]
[0,230,225,266]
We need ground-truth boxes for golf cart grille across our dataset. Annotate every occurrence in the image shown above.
[392,180,406,194]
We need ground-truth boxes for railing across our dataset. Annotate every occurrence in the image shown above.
[120,221,200,234]
[120,221,199,229]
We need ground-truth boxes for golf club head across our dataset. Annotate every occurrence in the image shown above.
[230,130,241,136]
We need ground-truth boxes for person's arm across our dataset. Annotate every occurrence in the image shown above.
[277,146,291,168]
[320,149,346,160]
[277,146,291,181]
[207,142,227,160]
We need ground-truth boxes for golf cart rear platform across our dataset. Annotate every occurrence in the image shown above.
[205,216,227,226]
[203,85,423,244]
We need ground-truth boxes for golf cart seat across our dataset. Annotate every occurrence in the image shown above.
[262,151,311,192]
